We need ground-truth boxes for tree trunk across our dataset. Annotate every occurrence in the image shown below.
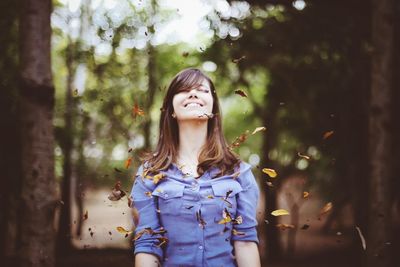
[18,0,57,266]
[56,37,75,254]
[367,0,394,266]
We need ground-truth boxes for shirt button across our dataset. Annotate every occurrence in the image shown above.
[164,193,169,198]
[198,245,203,250]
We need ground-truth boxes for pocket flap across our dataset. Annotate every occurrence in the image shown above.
[211,179,243,197]
[152,182,185,199]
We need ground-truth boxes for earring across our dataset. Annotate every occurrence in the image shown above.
[172,112,176,118]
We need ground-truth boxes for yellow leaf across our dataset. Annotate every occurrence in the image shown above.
[271,209,290,216]
[232,229,246,236]
[116,226,132,235]
[303,191,310,198]
[262,168,277,178]
[153,173,165,184]
[251,126,267,135]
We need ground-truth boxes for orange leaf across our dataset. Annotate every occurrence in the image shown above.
[132,102,145,118]
[276,223,295,230]
[320,202,333,215]
[116,226,132,235]
[322,130,334,140]
[303,191,310,198]
[125,157,132,169]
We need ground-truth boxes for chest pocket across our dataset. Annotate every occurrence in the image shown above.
[152,181,185,216]
[211,179,243,214]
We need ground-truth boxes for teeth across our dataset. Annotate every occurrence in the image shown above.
[185,103,202,107]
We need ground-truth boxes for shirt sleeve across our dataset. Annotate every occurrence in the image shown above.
[130,163,164,261]
[232,165,260,244]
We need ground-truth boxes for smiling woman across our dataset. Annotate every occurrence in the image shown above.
[129,68,261,267]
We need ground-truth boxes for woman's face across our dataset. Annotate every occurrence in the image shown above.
[172,78,214,122]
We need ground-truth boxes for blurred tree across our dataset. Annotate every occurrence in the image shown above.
[18,0,58,266]
[367,0,395,266]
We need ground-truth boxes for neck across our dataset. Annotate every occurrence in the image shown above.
[176,120,208,164]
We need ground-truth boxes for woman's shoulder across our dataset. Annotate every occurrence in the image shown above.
[234,160,257,189]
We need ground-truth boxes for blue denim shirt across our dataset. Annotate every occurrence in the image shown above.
[130,160,260,267]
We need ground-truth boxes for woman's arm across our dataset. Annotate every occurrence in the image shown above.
[135,253,161,267]
[234,241,261,267]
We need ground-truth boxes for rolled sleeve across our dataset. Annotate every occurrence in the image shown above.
[130,163,164,260]
[232,166,260,244]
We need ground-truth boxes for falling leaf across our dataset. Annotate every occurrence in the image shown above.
[108,181,126,201]
[83,210,88,221]
[301,224,310,230]
[132,102,145,118]
[323,130,334,140]
[230,130,250,148]
[276,223,295,230]
[232,55,246,63]
[114,168,123,173]
[355,226,366,250]
[319,202,333,215]
[234,89,248,97]
[303,191,310,198]
[116,226,133,235]
[182,52,189,57]
[73,89,79,96]
[271,209,290,216]
[232,229,246,236]
[262,168,277,178]
[251,126,267,135]
[266,181,274,187]
[125,157,132,169]
[128,147,133,153]
[297,152,310,160]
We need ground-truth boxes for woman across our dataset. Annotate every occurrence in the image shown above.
[130,68,261,267]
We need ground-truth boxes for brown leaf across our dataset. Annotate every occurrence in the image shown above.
[108,181,126,201]
[297,152,311,160]
[322,130,334,140]
[132,102,145,118]
[83,210,88,221]
[232,55,246,63]
[234,89,248,97]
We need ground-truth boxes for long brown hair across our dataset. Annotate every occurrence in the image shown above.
[140,68,240,178]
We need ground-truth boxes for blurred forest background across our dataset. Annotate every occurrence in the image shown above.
[0,0,399,267]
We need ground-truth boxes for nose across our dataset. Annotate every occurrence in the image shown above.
[188,89,199,98]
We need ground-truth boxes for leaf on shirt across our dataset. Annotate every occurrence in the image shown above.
[196,210,207,229]
[271,209,290,216]
[276,223,295,230]
[152,172,165,184]
[144,191,153,198]
[231,171,240,180]
[262,168,277,178]
[156,236,169,247]
[232,229,246,236]
[251,126,267,135]
[108,181,127,201]
[218,208,233,224]
[232,215,243,225]
[207,195,214,199]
